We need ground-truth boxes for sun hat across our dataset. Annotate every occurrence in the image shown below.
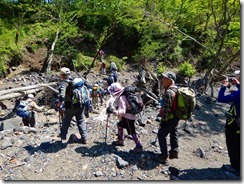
[160,71,176,81]
[108,82,125,96]
[60,67,71,75]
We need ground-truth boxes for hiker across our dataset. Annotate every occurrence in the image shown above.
[109,60,118,82]
[19,94,44,128]
[56,67,88,144]
[56,67,73,121]
[217,70,240,176]
[107,73,115,86]
[106,82,143,153]
[101,59,106,75]
[153,72,180,165]
[91,84,100,109]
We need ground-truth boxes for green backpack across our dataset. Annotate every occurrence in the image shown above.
[171,86,196,120]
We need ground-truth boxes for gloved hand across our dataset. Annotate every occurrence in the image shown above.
[106,106,114,114]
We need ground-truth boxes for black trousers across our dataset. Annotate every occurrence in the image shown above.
[117,117,136,135]
[225,123,240,171]
[22,112,35,127]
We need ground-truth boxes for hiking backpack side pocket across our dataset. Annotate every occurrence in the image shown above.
[172,87,196,120]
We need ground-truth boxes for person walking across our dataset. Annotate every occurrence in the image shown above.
[56,67,88,144]
[217,70,240,176]
[153,72,180,165]
[101,59,106,75]
[106,82,143,153]
[109,60,118,82]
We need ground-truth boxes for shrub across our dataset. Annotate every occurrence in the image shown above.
[157,62,167,74]
[0,60,6,77]
[73,53,94,71]
[178,62,196,78]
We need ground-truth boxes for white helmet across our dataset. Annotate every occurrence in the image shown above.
[60,67,71,75]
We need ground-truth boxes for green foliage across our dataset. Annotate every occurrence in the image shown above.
[0,60,6,76]
[178,62,196,78]
[0,0,240,77]
[133,41,160,62]
[73,53,93,71]
[107,55,124,72]
[157,62,166,74]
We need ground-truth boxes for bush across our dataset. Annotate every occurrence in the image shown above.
[0,60,6,77]
[178,62,196,78]
[73,53,94,71]
[157,62,167,74]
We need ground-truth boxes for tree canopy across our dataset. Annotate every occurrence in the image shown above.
[0,0,240,77]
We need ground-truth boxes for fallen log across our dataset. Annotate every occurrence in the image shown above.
[0,89,42,101]
[0,82,57,96]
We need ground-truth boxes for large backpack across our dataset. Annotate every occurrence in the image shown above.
[16,100,31,118]
[171,86,196,120]
[65,78,91,108]
[121,86,144,114]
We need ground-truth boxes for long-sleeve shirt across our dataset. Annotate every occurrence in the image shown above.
[217,84,240,117]
[113,95,136,120]
[161,86,176,121]
[58,78,72,101]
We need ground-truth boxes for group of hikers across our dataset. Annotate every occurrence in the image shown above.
[14,61,240,176]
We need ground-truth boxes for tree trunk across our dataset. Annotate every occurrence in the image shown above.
[42,29,60,73]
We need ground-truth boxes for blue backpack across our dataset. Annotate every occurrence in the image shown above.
[65,78,91,108]
[16,101,31,118]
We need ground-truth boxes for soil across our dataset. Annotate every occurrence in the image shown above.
[0,48,241,182]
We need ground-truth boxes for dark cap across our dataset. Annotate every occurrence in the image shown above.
[161,72,176,81]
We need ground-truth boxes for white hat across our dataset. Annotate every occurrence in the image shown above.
[108,82,125,96]
[60,67,71,75]
[234,70,240,76]
[28,94,34,99]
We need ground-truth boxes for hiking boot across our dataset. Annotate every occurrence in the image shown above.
[132,145,143,153]
[154,154,169,165]
[112,140,125,146]
[169,151,179,159]
[80,138,87,144]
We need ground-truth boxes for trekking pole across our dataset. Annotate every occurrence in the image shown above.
[104,113,110,150]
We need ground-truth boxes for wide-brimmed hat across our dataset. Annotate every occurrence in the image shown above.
[108,82,125,96]
[160,72,176,81]
[60,67,71,75]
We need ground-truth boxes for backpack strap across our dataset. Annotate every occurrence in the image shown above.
[168,86,178,113]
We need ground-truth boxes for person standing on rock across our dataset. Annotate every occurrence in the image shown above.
[106,82,143,153]
[153,72,180,165]
[19,94,44,128]
[217,70,240,176]
[56,67,88,144]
